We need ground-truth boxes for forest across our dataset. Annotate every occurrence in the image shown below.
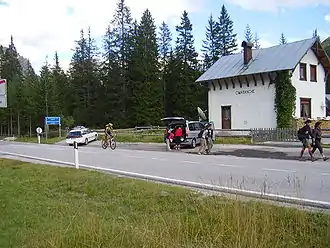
[0,0,319,136]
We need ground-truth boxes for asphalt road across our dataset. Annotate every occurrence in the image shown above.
[1,141,330,204]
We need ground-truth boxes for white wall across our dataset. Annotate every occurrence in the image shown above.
[208,74,277,129]
[292,48,326,118]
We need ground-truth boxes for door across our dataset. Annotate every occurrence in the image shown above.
[221,106,231,129]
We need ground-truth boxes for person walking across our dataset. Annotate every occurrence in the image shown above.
[198,125,209,155]
[297,119,316,161]
[311,121,329,161]
[205,124,214,154]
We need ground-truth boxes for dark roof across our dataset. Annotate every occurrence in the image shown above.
[196,37,330,82]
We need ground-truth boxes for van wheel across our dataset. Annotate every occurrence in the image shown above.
[191,138,196,148]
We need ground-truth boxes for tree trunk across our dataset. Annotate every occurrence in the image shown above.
[10,108,13,136]
[17,111,20,137]
[29,116,32,137]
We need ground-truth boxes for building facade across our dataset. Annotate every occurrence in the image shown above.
[196,37,330,129]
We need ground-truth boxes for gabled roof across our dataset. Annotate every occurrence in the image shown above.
[196,37,330,82]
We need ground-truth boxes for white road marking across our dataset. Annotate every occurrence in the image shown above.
[321,173,330,176]
[262,168,296,173]
[182,160,200,164]
[212,164,243,168]
[126,155,143,159]
[151,157,167,161]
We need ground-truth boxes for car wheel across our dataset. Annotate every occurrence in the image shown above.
[95,134,98,141]
[85,138,88,145]
[191,138,196,148]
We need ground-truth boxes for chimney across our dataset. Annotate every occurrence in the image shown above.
[241,41,254,65]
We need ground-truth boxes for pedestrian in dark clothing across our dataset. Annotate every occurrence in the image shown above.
[297,119,316,161]
[312,121,329,161]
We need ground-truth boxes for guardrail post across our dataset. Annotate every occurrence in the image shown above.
[73,141,79,169]
[37,134,41,144]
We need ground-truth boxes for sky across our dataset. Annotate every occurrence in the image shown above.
[0,0,330,74]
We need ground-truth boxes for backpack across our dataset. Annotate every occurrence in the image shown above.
[297,127,304,141]
[198,129,204,138]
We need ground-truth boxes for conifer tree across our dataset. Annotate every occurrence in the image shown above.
[215,5,238,56]
[202,14,218,70]
[244,24,253,43]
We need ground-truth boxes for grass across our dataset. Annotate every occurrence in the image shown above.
[1,158,330,248]
[13,136,65,144]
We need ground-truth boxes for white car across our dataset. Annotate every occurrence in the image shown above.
[66,127,98,145]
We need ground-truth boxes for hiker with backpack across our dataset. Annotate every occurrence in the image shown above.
[205,124,214,154]
[297,119,316,161]
[197,124,209,155]
[311,121,329,161]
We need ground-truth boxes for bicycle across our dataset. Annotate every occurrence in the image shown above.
[101,134,116,150]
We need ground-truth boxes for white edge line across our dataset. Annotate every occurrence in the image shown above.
[263,168,297,173]
[1,150,330,210]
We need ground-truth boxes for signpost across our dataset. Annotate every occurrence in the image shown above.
[36,127,42,144]
[0,79,8,108]
[44,116,61,141]
[73,141,79,169]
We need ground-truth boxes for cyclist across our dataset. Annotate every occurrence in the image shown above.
[104,123,114,141]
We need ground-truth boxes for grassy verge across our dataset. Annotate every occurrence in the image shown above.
[214,136,252,145]
[13,136,65,144]
[1,158,329,247]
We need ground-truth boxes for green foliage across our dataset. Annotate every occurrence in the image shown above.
[215,5,238,55]
[274,71,296,128]
[202,14,218,70]
[279,33,287,44]
[244,24,253,43]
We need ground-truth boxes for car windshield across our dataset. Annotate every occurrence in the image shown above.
[67,131,81,137]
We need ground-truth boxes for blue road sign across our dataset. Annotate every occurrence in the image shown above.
[45,116,61,125]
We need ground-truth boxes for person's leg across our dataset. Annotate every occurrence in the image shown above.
[316,140,328,161]
[198,138,206,155]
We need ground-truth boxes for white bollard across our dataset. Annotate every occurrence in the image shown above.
[37,134,41,144]
[73,141,79,169]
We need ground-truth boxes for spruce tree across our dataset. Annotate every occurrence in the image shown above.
[110,0,133,126]
[158,21,172,116]
[128,9,162,125]
[101,25,123,126]
[158,21,172,68]
[254,32,261,49]
[215,5,238,56]
[170,10,205,119]
[244,24,253,43]
[202,14,218,70]
[279,33,287,44]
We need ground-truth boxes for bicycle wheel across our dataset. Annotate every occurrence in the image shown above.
[101,139,108,149]
[109,138,116,150]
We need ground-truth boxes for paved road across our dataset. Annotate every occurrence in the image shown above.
[1,141,330,203]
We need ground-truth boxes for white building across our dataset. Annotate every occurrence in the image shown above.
[196,37,330,129]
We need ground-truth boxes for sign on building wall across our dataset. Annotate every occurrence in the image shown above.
[235,89,255,95]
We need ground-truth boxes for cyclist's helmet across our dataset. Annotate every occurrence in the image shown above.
[106,123,113,127]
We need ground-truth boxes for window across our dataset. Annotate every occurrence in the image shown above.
[300,98,311,118]
[299,63,307,81]
[310,65,317,82]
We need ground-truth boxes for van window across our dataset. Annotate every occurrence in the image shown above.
[188,123,195,131]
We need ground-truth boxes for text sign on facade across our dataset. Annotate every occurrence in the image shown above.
[45,116,61,125]
[235,89,255,95]
[0,79,7,108]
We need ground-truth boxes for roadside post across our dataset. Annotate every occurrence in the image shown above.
[36,127,42,144]
[73,141,79,169]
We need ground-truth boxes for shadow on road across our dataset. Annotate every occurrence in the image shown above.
[188,149,315,161]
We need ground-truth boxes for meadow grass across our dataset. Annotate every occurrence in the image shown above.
[1,158,329,248]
